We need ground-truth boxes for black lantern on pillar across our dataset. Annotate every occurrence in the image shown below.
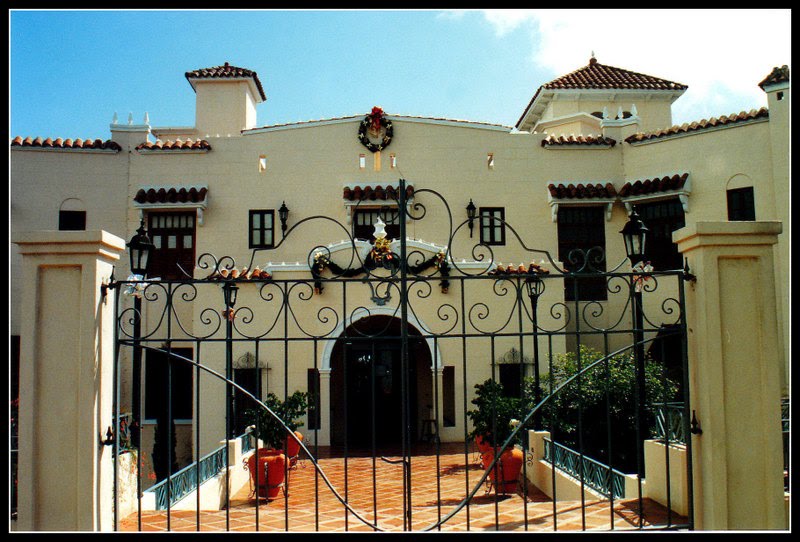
[620,210,649,266]
[279,201,290,236]
[127,219,155,277]
[466,199,477,238]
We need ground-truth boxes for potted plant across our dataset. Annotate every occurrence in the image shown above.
[242,390,309,500]
[467,379,525,494]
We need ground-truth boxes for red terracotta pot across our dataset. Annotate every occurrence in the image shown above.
[246,449,287,500]
[284,431,303,463]
[481,446,524,494]
[475,434,492,455]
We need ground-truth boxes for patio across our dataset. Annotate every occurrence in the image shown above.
[119,443,686,532]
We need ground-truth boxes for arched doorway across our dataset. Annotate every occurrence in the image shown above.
[329,315,432,450]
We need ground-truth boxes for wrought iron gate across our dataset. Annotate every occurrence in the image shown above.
[109,179,694,532]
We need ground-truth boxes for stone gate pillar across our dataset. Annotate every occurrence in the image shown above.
[674,221,785,530]
[13,231,126,531]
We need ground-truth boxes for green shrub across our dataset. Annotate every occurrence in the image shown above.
[467,379,524,447]
[524,345,679,472]
[242,391,309,450]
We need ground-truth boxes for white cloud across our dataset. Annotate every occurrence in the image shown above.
[479,9,791,124]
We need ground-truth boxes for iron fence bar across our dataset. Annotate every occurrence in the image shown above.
[632,280,645,529]
[342,281,350,531]
[312,339,320,532]
[433,335,443,531]
[460,272,472,531]
[166,284,174,531]
[548,332,557,531]
[282,283,290,531]
[133,290,144,531]
[603,330,614,529]
[371,340,379,529]
[194,339,201,530]
[573,278,587,531]
[516,278,529,530]
[111,282,121,532]
[398,177,412,531]
[678,269,695,530]
[490,334,500,529]
[253,339,260,531]
[659,337,674,527]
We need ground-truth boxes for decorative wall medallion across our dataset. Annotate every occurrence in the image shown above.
[358,106,393,153]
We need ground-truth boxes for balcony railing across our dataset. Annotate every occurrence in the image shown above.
[653,402,685,445]
[543,437,627,500]
[144,430,251,510]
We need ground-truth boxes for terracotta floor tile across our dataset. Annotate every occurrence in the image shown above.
[119,444,686,532]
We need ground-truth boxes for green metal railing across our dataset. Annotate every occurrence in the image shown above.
[144,430,251,510]
[543,437,627,500]
[653,402,685,445]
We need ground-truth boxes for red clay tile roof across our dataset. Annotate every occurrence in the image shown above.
[619,173,688,197]
[136,139,212,151]
[516,57,687,129]
[542,58,688,92]
[343,185,414,201]
[541,134,616,147]
[185,62,266,101]
[758,65,790,89]
[547,183,617,199]
[11,136,121,151]
[624,108,769,143]
[134,186,208,205]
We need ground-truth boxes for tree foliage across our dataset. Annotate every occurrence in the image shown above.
[524,345,679,473]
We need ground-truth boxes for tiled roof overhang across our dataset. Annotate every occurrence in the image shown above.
[134,186,208,205]
[619,173,691,214]
[619,173,688,197]
[542,134,616,147]
[758,65,790,90]
[185,62,267,102]
[133,185,209,225]
[11,136,121,152]
[547,183,617,199]
[136,139,212,152]
[342,184,414,202]
[546,182,617,222]
[625,108,769,144]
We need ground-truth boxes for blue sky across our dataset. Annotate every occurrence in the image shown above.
[9,9,791,140]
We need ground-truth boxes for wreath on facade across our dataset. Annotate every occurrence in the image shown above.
[358,106,393,153]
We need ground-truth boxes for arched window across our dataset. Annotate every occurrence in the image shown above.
[58,198,86,230]
[726,175,756,221]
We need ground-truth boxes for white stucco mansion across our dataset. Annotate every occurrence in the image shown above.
[11,57,790,479]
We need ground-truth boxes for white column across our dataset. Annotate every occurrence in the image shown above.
[674,221,785,530]
[13,231,125,531]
